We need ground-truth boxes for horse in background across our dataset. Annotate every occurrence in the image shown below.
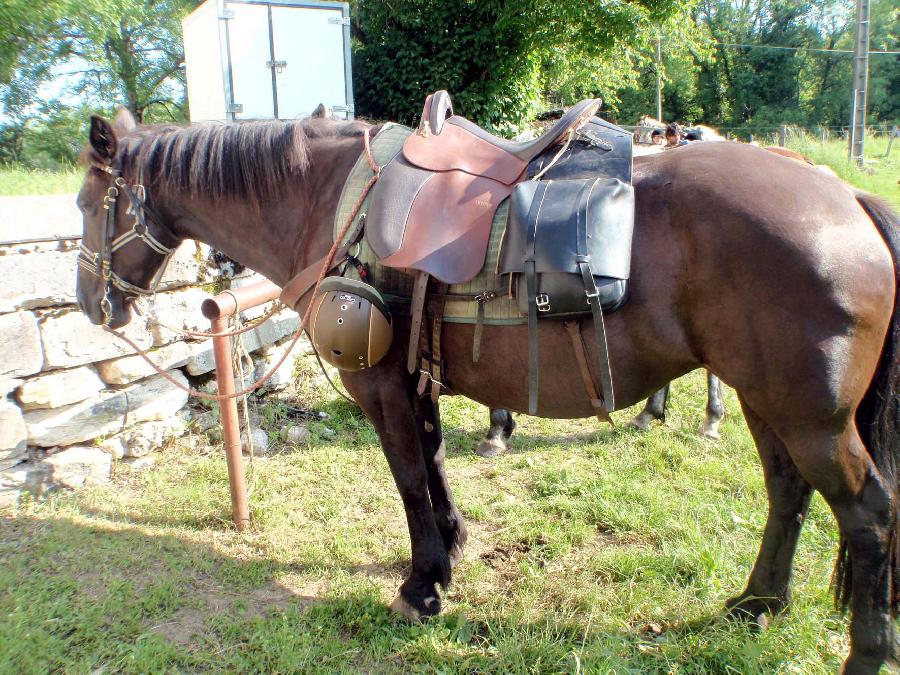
[478,371,726,457]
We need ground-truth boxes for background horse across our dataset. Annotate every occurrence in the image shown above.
[76,109,898,672]
[479,371,726,457]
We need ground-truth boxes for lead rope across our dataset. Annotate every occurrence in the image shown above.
[103,127,381,403]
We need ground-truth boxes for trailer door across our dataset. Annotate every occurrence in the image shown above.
[270,6,349,119]
[226,2,275,119]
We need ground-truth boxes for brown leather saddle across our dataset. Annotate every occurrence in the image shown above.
[365,91,601,285]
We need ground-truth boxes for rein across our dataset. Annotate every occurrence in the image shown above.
[96,127,381,402]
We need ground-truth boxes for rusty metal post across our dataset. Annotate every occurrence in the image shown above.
[211,316,250,530]
[201,279,281,531]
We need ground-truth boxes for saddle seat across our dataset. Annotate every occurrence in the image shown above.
[366,91,601,285]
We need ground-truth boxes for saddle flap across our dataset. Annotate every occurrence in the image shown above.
[378,169,512,284]
[403,122,526,186]
[498,177,635,279]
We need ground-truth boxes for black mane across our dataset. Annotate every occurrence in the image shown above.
[114,117,367,204]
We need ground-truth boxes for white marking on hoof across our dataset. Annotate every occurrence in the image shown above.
[389,594,420,621]
[475,437,507,458]
[701,419,721,440]
[628,412,655,431]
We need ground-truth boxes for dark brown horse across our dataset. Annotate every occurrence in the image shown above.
[76,109,898,672]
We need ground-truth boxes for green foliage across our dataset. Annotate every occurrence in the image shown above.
[645,0,899,132]
[1,0,199,122]
[0,164,82,195]
[351,0,689,131]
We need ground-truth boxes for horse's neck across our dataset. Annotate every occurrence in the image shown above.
[169,135,363,287]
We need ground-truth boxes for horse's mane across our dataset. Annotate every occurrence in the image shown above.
[108,117,368,204]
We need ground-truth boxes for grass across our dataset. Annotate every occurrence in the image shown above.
[785,132,900,208]
[0,368,855,672]
[0,164,83,195]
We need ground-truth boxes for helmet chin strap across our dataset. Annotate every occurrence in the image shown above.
[77,161,178,324]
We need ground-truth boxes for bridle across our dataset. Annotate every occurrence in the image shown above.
[77,161,178,324]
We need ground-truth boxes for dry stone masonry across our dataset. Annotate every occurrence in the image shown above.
[0,194,305,506]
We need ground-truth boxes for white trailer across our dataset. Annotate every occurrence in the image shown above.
[182,0,354,122]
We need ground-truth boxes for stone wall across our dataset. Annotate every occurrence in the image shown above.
[0,195,302,506]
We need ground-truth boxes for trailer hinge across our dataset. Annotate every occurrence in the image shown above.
[219,8,235,19]
[227,103,243,114]
[266,60,288,73]
[328,16,351,26]
[331,104,355,114]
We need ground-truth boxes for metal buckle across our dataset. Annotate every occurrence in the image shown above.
[536,294,551,312]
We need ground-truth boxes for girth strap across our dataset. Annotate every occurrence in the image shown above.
[416,282,447,402]
[565,321,612,424]
[408,271,430,374]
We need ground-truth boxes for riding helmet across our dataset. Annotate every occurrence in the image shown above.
[309,276,393,372]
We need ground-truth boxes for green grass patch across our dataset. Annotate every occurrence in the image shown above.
[0,370,856,672]
[785,132,900,208]
[0,164,83,196]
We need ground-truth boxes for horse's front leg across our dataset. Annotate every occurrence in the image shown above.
[476,407,516,457]
[341,360,450,620]
[414,394,467,566]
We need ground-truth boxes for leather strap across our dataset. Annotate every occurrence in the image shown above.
[429,286,447,402]
[573,178,615,413]
[473,298,485,362]
[565,321,612,424]
[524,181,551,414]
[408,271,430,374]
[280,216,367,311]
[279,248,346,311]
[579,261,614,411]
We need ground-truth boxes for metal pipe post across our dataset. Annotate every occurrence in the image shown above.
[211,316,250,530]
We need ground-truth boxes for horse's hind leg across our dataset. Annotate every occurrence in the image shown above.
[476,408,515,458]
[701,372,726,439]
[726,399,813,624]
[782,425,896,672]
[628,383,671,430]
[414,395,467,566]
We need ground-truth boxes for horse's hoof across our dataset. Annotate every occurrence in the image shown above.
[701,420,721,440]
[725,594,778,631]
[389,593,421,621]
[628,412,655,431]
[389,592,440,622]
[475,437,506,458]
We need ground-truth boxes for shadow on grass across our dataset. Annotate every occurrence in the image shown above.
[0,511,841,673]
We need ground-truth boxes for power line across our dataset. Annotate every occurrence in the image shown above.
[713,41,899,56]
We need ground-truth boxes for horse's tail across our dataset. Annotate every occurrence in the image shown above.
[835,191,900,612]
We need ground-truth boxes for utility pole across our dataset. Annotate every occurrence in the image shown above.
[655,34,663,121]
[849,0,871,167]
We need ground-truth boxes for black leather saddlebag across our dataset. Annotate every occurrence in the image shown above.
[498,176,634,415]
[498,177,634,317]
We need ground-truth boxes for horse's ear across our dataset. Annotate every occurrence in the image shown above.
[113,107,137,136]
[311,103,332,119]
[89,115,117,161]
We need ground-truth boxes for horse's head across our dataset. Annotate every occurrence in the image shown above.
[76,109,181,328]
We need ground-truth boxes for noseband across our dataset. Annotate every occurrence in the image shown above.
[77,162,177,324]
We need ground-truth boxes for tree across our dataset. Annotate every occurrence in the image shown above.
[350,0,693,131]
[1,0,200,125]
